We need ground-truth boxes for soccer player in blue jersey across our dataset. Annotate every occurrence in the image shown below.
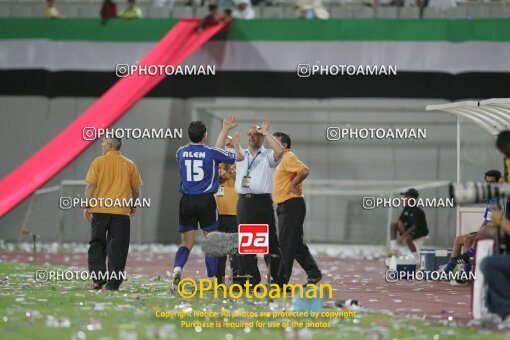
[443,169,501,275]
[172,116,244,286]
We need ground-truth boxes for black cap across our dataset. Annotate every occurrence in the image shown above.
[400,188,419,199]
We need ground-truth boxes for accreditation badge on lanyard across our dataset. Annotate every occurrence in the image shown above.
[242,151,260,188]
[217,186,225,197]
[506,157,510,182]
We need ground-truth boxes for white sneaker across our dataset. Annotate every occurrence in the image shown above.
[384,248,400,257]
[172,271,181,286]
[497,315,510,330]
[467,313,502,327]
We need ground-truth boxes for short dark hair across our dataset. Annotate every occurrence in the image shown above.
[104,137,122,150]
[224,8,232,15]
[208,4,218,11]
[496,130,510,150]
[113,137,123,150]
[273,132,291,149]
[188,121,207,143]
[485,169,501,182]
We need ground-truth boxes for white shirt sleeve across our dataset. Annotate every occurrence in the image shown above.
[266,149,280,168]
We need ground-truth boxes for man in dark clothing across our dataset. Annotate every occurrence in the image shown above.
[389,188,429,263]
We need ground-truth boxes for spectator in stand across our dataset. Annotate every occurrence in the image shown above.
[101,0,118,25]
[295,0,329,19]
[197,4,221,32]
[118,0,143,19]
[232,0,256,20]
[45,0,64,19]
[197,4,231,32]
[222,8,233,32]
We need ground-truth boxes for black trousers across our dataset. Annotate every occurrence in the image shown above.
[277,197,322,284]
[237,195,284,285]
[216,214,240,282]
[88,213,130,288]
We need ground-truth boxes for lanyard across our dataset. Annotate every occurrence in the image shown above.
[246,151,261,177]
[505,157,509,181]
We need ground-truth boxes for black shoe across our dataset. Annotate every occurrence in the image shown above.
[105,284,119,291]
[270,283,294,293]
[231,277,244,285]
[455,278,472,284]
[230,283,242,292]
[90,280,107,290]
[453,254,470,265]
[251,285,266,294]
[305,276,323,286]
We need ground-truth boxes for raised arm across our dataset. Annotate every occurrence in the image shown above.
[231,132,245,162]
[215,115,238,149]
[257,121,283,161]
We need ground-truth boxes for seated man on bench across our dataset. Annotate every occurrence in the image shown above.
[389,188,429,263]
[443,169,501,275]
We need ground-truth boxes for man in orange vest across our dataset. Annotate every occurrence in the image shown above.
[215,136,241,283]
[273,132,322,284]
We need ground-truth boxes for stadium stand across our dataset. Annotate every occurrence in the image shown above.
[194,5,209,17]
[260,5,285,18]
[149,7,171,17]
[8,3,33,17]
[422,7,445,17]
[78,3,101,17]
[0,7,10,17]
[171,5,193,18]
[398,7,421,18]
[1,0,510,19]
[374,6,399,18]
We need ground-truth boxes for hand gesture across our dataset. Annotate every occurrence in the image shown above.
[256,121,271,135]
[288,182,302,195]
[223,115,238,130]
[231,132,241,145]
[129,207,137,218]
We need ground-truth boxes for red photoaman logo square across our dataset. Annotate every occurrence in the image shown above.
[238,224,269,254]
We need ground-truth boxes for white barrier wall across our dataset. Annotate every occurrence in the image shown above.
[0,97,501,246]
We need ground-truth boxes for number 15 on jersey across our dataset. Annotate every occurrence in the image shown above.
[184,159,204,182]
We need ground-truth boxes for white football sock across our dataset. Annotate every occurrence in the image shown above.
[390,240,397,250]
